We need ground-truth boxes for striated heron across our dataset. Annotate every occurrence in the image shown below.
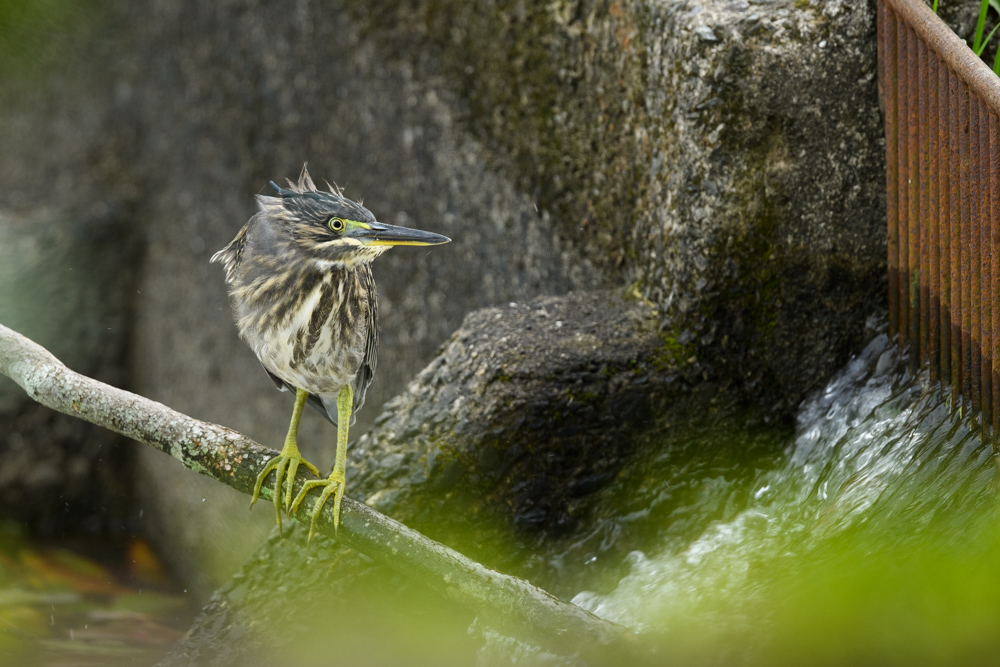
[211,167,450,539]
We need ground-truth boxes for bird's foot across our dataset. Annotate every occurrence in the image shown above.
[250,450,321,530]
[290,469,346,543]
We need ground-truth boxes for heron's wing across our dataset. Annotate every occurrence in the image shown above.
[315,267,377,427]
[262,366,285,391]
[262,364,335,425]
[350,266,378,420]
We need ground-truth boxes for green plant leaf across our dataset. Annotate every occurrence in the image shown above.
[976,23,1000,55]
[976,0,991,52]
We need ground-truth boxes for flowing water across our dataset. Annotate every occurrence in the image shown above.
[569,334,1000,664]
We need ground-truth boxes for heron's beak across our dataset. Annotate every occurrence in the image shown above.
[353,221,451,247]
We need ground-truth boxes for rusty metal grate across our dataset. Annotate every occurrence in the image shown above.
[879,0,1000,434]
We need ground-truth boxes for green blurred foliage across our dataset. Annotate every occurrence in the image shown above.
[0,0,97,82]
[761,513,1000,667]
[632,508,1000,666]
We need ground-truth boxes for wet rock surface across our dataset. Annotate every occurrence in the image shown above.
[642,0,886,411]
[350,291,693,549]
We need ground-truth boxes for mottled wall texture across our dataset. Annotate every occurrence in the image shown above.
[0,0,886,591]
[337,0,886,412]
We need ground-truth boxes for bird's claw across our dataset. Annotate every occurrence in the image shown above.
[290,472,346,543]
[250,452,321,530]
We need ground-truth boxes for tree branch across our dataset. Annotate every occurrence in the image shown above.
[0,322,636,659]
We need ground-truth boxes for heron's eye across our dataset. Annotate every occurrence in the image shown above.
[328,217,346,232]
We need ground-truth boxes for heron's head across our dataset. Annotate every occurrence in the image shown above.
[255,167,450,270]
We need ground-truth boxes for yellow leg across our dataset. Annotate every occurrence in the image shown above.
[250,387,321,529]
[292,384,352,542]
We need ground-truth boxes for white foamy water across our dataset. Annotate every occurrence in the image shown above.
[572,334,996,636]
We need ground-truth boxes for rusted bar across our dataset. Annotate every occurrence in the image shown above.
[882,0,1000,423]
[919,39,934,375]
[899,16,911,347]
[992,112,1000,438]
[908,25,921,369]
[928,50,941,381]
[938,58,952,386]
[982,101,994,435]
[971,95,983,417]
[884,0,1000,118]
[884,2,900,341]
[960,81,974,410]
[950,69,963,409]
